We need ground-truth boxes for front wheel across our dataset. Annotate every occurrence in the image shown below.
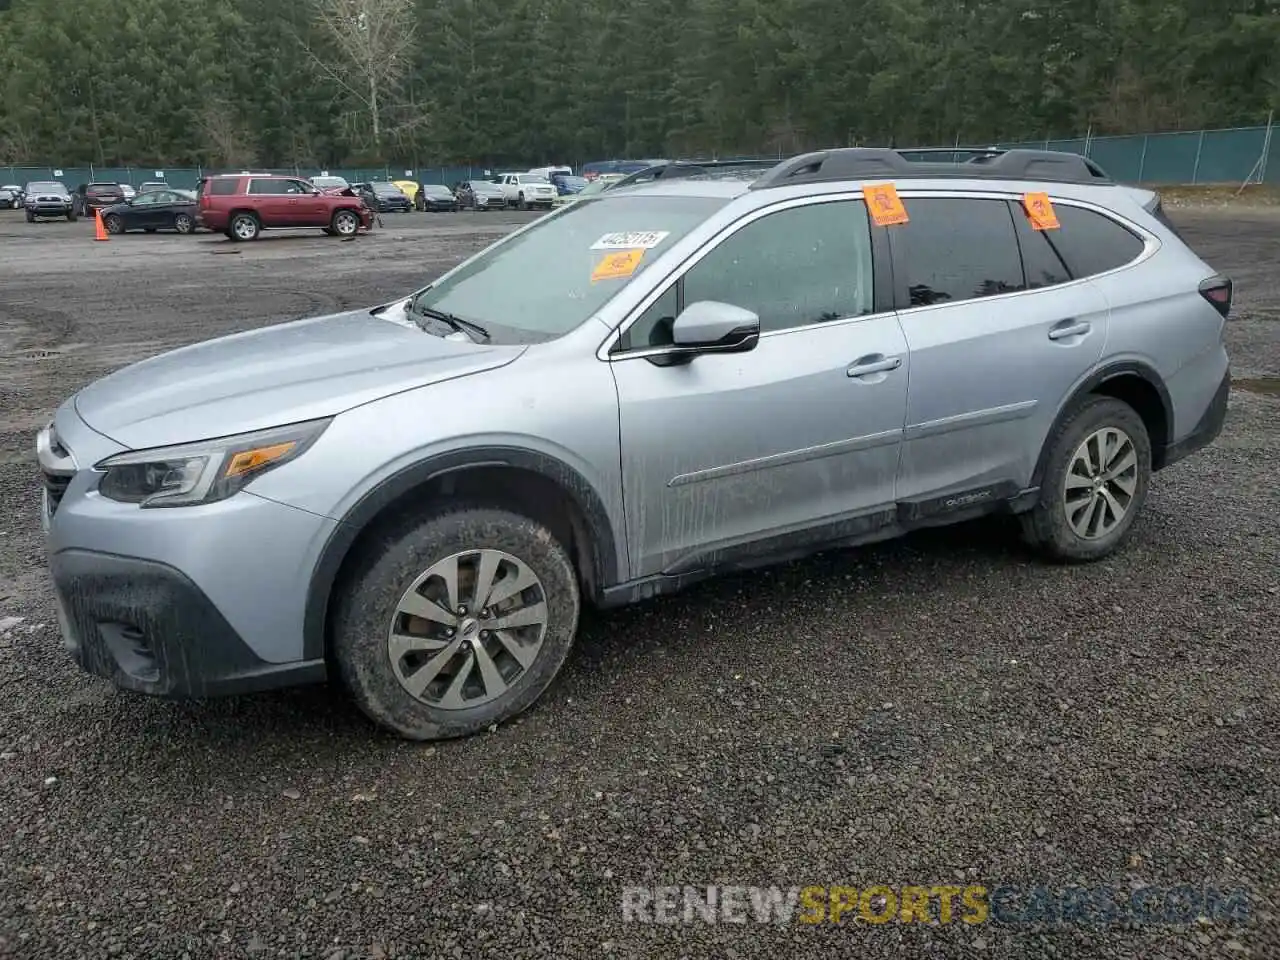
[332,506,581,741]
[331,209,360,237]
[1021,396,1151,562]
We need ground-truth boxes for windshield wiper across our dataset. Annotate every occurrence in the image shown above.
[409,298,491,342]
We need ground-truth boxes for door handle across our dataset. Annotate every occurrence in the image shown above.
[1048,320,1091,340]
[847,355,902,377]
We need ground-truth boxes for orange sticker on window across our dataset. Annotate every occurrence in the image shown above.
[1023,192,1060,230]
[591,248,645,282]
[864,183,909,226]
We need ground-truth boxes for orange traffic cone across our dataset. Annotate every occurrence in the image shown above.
[94,209,109,241]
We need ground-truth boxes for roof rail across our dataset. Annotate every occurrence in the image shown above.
[748,147,1112,191]
[608,158,779,190]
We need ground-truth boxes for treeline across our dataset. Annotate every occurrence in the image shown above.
[0,0,1276,168]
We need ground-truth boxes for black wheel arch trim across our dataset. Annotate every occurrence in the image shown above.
[1031,359,1174,488]
[302,446,621,660]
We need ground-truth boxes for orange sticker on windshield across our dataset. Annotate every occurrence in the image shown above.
[864,183,909,225]
[591,248,645,282]
[1023,192,1060,230]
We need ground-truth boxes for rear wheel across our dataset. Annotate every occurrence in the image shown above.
[229,212,260,241]
[331,209,360,237]
[25,210,34,223]
[103,214,124,234]
[332,506,581,741]
[173,213,194,234]
[1021,396,1151,562]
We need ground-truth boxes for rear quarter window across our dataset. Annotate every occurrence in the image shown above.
[1041,205,1146,279]
[208,179,239,196]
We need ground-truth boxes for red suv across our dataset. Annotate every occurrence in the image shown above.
[195,173,372,241]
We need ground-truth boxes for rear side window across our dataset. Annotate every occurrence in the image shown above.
[1008,201,1072,289]
[208,179,239,196]
[248,179,286,195]
[1040,205,1145,279]
[892,198,1026,307]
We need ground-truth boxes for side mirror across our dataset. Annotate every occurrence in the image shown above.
[650,301,760,366]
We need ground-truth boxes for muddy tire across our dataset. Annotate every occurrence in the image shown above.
[332,506,580,741]
[1021,396,1152,563]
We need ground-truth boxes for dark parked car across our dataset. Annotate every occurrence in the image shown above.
[23,181,75,222]
[73,182,126,218]
[0,184,23,208]
[356,182,412,213]
[454,180,508,210]
[415,184,458,212]
[551,174,588,196]
[99,189,198,235]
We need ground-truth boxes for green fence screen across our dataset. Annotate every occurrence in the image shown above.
[3,123,1275,190]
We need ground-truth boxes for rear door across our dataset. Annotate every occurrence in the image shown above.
[247,178,289,225]
[889,193,1110,505]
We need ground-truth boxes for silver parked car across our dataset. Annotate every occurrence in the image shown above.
[37,148,1231,740]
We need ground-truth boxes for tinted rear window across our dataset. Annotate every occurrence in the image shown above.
[1009,201,1072,289]
[207,179,239,196]
[1041,205,1146,279]
[893,198,1026,307]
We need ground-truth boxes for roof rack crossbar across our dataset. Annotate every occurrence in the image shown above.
[747,147,1111,190]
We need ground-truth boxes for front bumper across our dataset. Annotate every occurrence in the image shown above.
[39,408,338,696]
[27,202,72,216]
[51,550,326,697]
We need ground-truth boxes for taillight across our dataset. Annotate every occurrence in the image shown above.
[1199,275,1233,318]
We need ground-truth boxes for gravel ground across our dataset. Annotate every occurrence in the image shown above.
[0,206,1277,960]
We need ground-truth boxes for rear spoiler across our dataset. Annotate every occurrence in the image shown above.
[1122,185,1186,240]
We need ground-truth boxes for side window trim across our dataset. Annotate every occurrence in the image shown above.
[601,192,892,361]
[888,190,1159,315]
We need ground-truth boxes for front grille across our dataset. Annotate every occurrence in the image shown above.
[43,469,71,516]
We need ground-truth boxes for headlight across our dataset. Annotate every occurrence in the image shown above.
[94,418,331,508]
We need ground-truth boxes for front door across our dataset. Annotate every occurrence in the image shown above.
[888,194,1109,502]
[610,196,909,579]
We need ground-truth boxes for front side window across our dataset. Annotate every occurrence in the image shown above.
[411,195,724,342]
[892,198,1026,307]
[621,199,875,350]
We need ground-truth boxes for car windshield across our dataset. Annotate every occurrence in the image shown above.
[557,176,587,189]
[27,182,65,193]
[312,177,347,188]
[373,183,401,193]
[475,182,502,192]
[521,176,550,184]
[424,186,451,196]
[410,195,724,342]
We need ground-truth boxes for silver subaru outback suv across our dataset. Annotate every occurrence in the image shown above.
[37,148,1232,740]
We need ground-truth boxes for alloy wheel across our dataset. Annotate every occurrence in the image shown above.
[387,549,548,710]
[1063,426,1138,539]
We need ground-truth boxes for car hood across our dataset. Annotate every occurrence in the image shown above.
[73,308,525,449]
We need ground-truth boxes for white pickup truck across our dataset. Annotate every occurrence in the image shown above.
[494,173,558,210]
